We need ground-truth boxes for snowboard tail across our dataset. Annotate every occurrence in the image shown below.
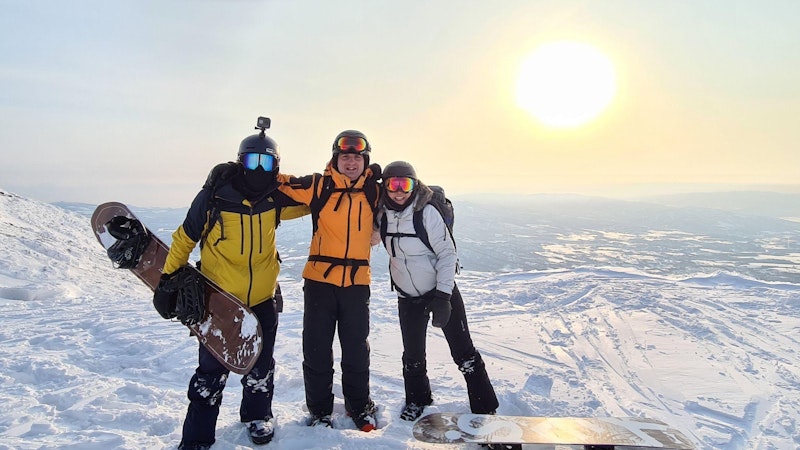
[91,202,263,374]
[413,413,694,449]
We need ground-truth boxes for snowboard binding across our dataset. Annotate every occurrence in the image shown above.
[157,266,207,326]
[105,216,152,269]
[172,267,206,325]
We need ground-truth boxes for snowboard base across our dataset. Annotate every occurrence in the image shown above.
[413,413,694,449]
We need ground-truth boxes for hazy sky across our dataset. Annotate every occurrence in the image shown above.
[2,0,799,207]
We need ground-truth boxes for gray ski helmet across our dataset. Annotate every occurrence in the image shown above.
[383,161,417,180]
[238,133,280,170]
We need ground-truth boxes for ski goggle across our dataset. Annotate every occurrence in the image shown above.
[336,136,369,153]
[240,152,276,171]
[385,177,415,193]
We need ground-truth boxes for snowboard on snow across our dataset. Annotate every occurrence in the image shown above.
[91,202,263,374]
[413,413,694,449]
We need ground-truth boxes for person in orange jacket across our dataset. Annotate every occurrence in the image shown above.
[277,130,381,431]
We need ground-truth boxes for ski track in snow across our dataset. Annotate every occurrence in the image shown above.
[2,189,800,449]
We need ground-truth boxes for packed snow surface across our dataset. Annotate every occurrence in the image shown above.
[2,189,799,449]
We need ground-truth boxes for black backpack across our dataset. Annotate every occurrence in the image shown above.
[380,185,456,255]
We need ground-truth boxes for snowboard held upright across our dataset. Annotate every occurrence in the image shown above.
[413,413,694,449]
[91,202,263,374]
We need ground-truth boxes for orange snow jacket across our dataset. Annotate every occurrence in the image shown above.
[277,163,380,287]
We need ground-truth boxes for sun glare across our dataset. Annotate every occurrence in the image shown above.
[516,41,617,128]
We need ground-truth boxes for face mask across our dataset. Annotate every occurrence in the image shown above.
[235,167,276,199]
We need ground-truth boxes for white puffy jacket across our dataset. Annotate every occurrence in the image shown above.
[377,183,457,298]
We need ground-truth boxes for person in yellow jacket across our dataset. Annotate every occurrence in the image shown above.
[278,130,381,431]
[153,122,309,450]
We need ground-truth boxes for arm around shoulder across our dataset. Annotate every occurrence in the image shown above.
[276,172,316,205]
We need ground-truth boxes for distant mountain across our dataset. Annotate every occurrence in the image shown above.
[461,190,800,220]
[637,191,800,220]
[50,191,800,283]
[51,201,98,217]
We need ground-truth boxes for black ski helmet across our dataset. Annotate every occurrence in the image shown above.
[238,133,280,166]
[383,161,417,180]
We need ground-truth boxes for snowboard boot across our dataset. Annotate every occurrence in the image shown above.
[308,414,334,428]
[399,401,431,421]
[351,400,378,432]
[247,418,275,445]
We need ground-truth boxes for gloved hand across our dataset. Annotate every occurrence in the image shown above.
[426,290,452,328]
[274,282,284,313]
[368,163,382,181]
[153,272,179,319]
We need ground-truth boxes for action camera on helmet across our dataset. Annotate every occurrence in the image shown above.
[256,116,271,132]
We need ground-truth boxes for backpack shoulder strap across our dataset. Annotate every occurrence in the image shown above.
[309,174,379,232]
[363,177,379,213]
[413,202,457,255]
[274,203,281,229]
[200,161,240,248]
[379,211,388,244]
[199,198,219,250]
[198,162,241,249]
[309,175,334,233]
[381,210,418,257]
[411,209,434,253]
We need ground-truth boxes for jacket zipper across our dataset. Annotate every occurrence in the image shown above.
[246,206,255,306]
[341,191,353,285]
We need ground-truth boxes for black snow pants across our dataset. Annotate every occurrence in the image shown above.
[179,298,279,447]
[302,279,372,417]
[398,283,499,413]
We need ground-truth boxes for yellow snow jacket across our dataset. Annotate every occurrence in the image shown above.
[164,179,309,307]
[277,163,380,287]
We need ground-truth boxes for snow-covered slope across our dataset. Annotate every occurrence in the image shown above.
[2,188,800,449]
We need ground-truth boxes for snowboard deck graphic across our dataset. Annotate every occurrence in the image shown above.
[413,413,694,449]
[91,202,262,374]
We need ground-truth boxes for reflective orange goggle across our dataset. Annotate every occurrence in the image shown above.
[385,177,415,193]
[336,136,368,153]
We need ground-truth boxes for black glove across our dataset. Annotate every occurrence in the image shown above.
[368,163,382,181]
[153,272,179,320]
[153,267,206,324]
[274,282,284,313]
[426,290,452,328]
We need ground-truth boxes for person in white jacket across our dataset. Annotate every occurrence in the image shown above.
[374,161,507,434]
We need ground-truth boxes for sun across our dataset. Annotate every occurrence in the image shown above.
[516,41,617,128]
